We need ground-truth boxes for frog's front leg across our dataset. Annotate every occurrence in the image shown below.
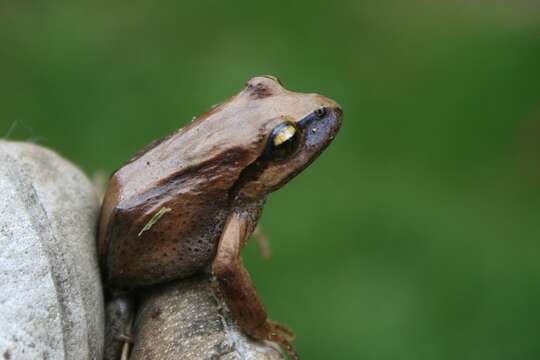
[212,212,299,360]
[104,295,134,360]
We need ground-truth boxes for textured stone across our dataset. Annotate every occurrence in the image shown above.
[0,140,104,360]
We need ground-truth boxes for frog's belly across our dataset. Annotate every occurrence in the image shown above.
[107,206,229,290]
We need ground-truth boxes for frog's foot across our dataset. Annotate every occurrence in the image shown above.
[263,320,299,360]
[267,319,295,342]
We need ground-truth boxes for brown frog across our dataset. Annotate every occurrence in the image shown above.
[99,75,342,359]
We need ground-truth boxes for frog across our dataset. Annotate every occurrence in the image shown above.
[98,75,342,359]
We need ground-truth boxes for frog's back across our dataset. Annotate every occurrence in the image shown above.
[99,112,259,289]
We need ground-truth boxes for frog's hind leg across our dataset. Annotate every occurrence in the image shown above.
[252,225,272,260]
[212,212,299,359]
[104,295,134,360]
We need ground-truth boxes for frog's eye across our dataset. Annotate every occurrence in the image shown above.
[267,122,301,160]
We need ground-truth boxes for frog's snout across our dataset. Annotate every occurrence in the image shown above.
[299,104,342,154]
[333,105,343,130]
[327,105,343,138]
[334,105,343,119]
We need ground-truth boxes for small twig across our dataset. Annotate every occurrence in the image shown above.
[120,320,132,360]
[3,120,19,139]
[138,207,172,237]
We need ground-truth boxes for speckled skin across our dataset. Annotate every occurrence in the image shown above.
[99,76,342,359]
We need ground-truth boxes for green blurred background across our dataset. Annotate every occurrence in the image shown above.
[1,1,540,359]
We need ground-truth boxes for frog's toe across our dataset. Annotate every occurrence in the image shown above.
[267,319,295,342]
[264,320,299,360]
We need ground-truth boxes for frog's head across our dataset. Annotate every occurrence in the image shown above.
[225,75,343,202]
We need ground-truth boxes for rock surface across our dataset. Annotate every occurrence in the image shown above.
[0,140,104,360]
[131,275,284,360]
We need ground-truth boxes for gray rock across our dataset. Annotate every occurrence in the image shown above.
[0,141,104,360]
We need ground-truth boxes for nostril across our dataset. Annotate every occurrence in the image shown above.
[314,107,327,118]
[334,106,343,117]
